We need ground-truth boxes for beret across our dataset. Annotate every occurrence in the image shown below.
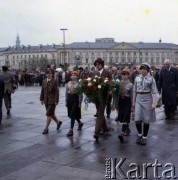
[71,71,79,77]
[122,68,130,74]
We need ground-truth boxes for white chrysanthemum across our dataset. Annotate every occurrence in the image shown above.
[93,79,96,82]
[105,78,108,80]
[116,79,120,82]
[88,83,92,86]
[104,80,108,83]
[79,79,82,82]
[95,75,98,78]
[98,85,101,89]
[87,77,91,81]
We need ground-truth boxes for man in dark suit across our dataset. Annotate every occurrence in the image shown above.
[40,67,62,134]
[0,78,5,125]
[92,58,112,140]
[158,59,178,120]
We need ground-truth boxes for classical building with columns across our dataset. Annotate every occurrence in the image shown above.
[0,36,178,70]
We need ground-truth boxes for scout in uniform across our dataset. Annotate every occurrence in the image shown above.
[40,67,62,134]
[132,63,158,145]
[117,68,133,143]
[65,71,83,137]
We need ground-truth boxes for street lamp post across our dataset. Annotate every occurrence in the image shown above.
[60,28,68,66]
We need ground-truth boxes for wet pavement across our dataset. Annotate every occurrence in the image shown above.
[0,86,178,180]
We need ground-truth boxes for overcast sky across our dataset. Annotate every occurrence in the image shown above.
[0,0,178,47]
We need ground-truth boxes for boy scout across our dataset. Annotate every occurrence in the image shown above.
[132,63,158,145]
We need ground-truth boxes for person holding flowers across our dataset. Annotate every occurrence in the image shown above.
[91,58,112,140]
[65,71,83,137]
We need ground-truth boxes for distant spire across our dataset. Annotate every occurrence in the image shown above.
[16,33,20,47]
[159,38,162,43]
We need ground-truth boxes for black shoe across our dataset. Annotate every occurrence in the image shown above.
[165,116,171,120]
[93,133,99,141]
[140,138,147,145]
[42,129,48,134]
[7,109,10,115]
[94,114,97,117]
[78,122,83,131]
[118,134,124,143]
[57,121,62,130]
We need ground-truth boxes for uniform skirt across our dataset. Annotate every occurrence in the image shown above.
[118,96,131,123]
[67,94,81,119]
[45,104,56,116]
[134,93,156,123]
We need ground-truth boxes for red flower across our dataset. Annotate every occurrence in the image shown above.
[91,85,97,90]
[78,76,118,103]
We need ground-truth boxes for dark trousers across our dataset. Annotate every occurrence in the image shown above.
[165,105,175,118]
[0,99,2,122]
[95,96,108,134]
[4,92,11,110]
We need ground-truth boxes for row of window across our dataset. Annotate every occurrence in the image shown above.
[77,57,169,64]
[76,51,171,56]
[78,54,170,62]
[11,56,171,66]
[12,54,50,59]
[108,58,168,64]
[9,51,173,60]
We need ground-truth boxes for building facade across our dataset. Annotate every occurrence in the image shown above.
[0,37,178,70]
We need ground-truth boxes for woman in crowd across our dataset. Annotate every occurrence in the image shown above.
[40,67,62,134]
[65,71,83,136]
[132,63,157,145]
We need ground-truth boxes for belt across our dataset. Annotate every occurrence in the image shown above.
[119,95,131,99]
[68,93,77,95]
[137,92,150,94]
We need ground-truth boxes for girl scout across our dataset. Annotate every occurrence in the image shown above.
[132,63,158,145]
[65,71,83,136]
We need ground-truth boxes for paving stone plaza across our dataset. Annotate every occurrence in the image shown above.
[0,86,178,180]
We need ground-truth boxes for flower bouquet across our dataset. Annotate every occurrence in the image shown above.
[77,75,118,103]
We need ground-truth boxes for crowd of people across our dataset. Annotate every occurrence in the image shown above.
[0,58,178,146]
